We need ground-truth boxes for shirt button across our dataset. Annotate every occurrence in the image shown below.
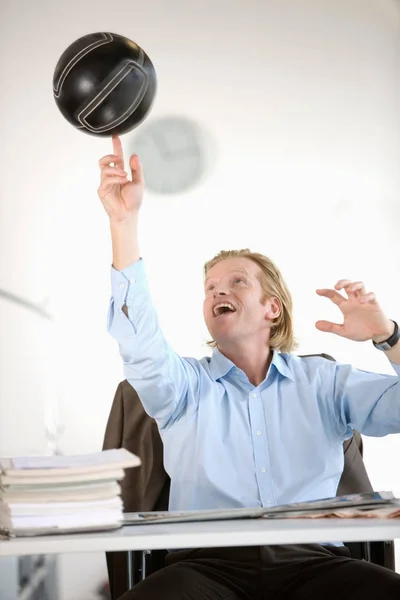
[119,283,125,289]
[260,467,266,473]
[256,430,262,436]
[130,278,135,284]
[251,392,257,398]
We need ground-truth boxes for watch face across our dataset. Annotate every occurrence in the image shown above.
[374,341,391,351]
[129,115,208,194]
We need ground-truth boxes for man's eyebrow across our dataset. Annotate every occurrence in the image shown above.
[230,269,249,278]
[204,269,249,284]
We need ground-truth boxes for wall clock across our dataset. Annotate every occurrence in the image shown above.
[130,115,208,194]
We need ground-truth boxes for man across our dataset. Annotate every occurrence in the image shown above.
[98,136,400,599]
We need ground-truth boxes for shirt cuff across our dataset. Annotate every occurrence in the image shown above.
[110,258,149,310]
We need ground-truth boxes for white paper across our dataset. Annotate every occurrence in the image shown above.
[10,448,136,470]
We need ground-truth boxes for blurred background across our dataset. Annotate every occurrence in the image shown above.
[1,0,400,597]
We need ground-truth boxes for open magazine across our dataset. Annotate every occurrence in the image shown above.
[124,491,400,525]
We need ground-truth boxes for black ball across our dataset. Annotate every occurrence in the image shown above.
[53,32,157,137]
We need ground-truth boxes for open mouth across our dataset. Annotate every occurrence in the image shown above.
[213,302,237,317]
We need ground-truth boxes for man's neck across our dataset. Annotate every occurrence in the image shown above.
[217,340,273,387]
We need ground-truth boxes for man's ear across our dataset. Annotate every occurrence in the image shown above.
[265,297,281,320]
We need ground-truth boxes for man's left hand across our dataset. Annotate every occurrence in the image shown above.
[315,279,394,343]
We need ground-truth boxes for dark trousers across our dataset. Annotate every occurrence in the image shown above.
[118,544,400,599]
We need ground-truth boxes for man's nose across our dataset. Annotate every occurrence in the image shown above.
[213,289,228,297]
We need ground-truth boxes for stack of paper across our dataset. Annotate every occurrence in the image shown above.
[0,448,141,538]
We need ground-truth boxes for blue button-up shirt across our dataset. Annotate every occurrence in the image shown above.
[108,259,400,513]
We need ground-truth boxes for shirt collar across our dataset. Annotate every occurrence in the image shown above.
[271,351,294,381]
[209,348,236,380]
[209,347,294,382]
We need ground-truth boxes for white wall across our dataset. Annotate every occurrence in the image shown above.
[1,0,400,597]
[0,298,54,456]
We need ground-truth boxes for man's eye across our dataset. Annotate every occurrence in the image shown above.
[207,285,215,291]
[234,278,244,284]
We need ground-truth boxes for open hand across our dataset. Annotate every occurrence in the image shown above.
[315,280,394,342]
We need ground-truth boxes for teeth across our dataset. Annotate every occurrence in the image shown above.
[213,303,236,316]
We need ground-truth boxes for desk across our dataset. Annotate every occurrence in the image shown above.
[1,518,400,557]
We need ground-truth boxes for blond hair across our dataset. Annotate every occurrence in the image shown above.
[204,249,297,352]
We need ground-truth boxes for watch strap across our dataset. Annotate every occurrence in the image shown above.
[372,320,400,351]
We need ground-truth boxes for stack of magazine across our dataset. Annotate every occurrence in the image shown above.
[0,448,141,538]
[124,491,400,525]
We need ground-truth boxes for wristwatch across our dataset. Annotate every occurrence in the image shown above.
[372,320,400,351]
